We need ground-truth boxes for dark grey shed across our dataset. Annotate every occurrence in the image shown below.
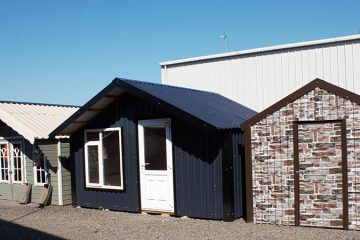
[51,78,256,221]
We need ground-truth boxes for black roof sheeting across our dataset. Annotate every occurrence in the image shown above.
[51,78,256,136]
[117,78,256,129]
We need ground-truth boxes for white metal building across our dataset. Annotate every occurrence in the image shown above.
[160,34,360,112]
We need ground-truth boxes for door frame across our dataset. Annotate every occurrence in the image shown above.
[0,141,10,184]
[293,119,348,229]
[10,140,25,185]
[0,139,25,185]
[137,118,174,213]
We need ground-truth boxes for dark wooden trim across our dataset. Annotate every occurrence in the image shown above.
[222,131,235,221]
[341,119,349,230]
[87,108,102,112]
[293,122,300,226]
[104,94,119,99]
[73,121,87,124]
[244,127,253,222]
[240,78,360,130]
[295,119,342,124]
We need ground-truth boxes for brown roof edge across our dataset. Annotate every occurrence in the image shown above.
[240,78,360,130]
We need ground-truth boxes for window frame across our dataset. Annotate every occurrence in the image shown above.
[33,153,48,186]
[11,141,24,184]
[84,127,124,190]
[0,141,10,183]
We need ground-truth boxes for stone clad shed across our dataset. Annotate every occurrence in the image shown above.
[241,79,360,230]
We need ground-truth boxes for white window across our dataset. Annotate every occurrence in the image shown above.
[0,141,24,184]
[0,142,10,182]
[11,142,24,184]
[84,127,123,190]
[34,154,48,185]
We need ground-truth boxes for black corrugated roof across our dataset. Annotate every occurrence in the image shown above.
[51,78,256,136]
[117,78,256,129]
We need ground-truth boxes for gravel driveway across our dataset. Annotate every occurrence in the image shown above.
[1,200,360,240]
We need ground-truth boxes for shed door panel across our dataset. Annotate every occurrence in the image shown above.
[297,122,344,228]
[138,119,174,213]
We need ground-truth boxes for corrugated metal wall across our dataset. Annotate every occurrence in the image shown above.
[162,39,360,112]
[172,122,224,219]
[71,93,241,219]
[232,131,244,219]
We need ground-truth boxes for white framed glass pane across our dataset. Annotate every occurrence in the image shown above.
[87,145,99,184]
[103,130,121,187]
[0,143,9,181]
[13,143,22,182]
[36,156,47,184]
[144,127,167,171]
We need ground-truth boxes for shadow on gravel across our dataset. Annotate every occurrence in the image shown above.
[9,208,41,222]
[0,220,64,240]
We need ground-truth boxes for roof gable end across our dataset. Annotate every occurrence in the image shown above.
[51,78,257,137]
[240,78,360,129]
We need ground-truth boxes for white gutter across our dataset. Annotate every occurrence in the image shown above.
[57,140,63,206]
[160,34,360,66]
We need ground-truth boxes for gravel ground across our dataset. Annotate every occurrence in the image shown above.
[1,200,360,240]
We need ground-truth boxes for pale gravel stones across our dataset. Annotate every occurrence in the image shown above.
[1,200,360,239]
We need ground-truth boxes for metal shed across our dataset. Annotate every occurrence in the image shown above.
[241,79,360,230]
[0,101,78,205]
[51,78,256,221]
[160,34,360,112]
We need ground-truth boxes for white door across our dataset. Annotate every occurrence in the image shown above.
[0,140,24,200]
[138,118,174,213]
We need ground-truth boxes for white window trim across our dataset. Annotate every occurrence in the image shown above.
[84,127,124,190]
[0,141,10,183]
[33,154,48,186]
[11,141,24,184]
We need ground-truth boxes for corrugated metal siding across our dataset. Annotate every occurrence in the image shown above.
[72,94,145,212]
[0,102,78,143]
[172,120,223,219]
[71,93,236,219]
[162,39,360,112]
[232,132,244,218]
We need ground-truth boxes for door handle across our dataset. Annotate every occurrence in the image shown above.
[145,163,150,166]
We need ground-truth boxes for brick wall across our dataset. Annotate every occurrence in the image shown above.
[251,87,360,230]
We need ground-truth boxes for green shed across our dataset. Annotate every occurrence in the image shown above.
[0,100,78,205]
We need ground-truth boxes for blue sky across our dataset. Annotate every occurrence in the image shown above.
[0,0,359,105]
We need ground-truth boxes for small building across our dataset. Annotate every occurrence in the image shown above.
[0,101,79,205]
[241,79,360,230]
[51,78,256,221]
